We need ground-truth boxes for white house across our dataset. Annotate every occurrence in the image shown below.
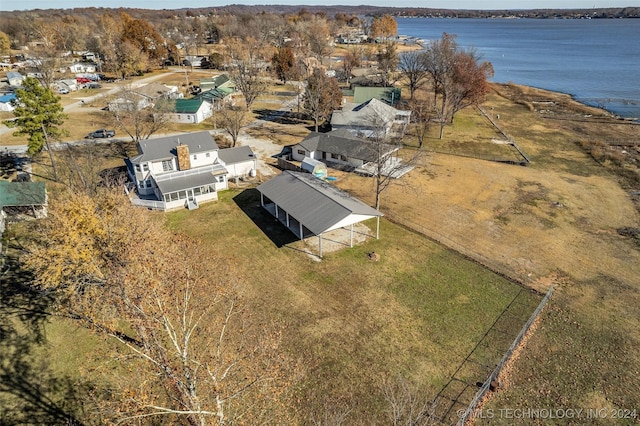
[126,131,228,210]
[166,98,213,124]
[330,97,411,138]
[69,62,97,73]
[6,72,24,87]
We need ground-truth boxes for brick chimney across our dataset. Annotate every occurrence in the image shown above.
[176,142,191,171]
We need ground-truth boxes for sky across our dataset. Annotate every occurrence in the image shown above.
[3,0,637,12]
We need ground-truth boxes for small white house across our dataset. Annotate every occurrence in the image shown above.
[69,62,97,73]
[6,72,24,87]
[167,98,213,124]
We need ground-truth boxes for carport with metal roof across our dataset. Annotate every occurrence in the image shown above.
[256,171,383,257]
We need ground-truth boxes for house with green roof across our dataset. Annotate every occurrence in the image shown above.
[199,74,235,91]
[167,98,213,124]
[0,180,47,235]
[352,86,402,106]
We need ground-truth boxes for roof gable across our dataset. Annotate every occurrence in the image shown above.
[133,131,219,163]
[331,97,401,127]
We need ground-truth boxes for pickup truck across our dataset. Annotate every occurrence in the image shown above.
[87,129,115,139]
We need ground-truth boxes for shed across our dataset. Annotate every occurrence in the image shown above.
[256,171,382,257]
[301,157,327,178]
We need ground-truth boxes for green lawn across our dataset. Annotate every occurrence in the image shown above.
[165,189,542,422]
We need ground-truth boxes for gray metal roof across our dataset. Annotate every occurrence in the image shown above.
[297,129,397,163]
[133,131,219,163]
[218,145,256,165]
[154,164,226,195]
[257,171,382,236]
[330,97,400,127]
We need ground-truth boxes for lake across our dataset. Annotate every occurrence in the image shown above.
[396,17,640,119]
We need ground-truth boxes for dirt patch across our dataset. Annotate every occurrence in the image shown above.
[292,222,373,261]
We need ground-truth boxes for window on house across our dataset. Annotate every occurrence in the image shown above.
[162,160,173,171]
[218,176,225,183]
[331,153,340,160]
[193,154,197,160]
[297,149,305,156]
[135,164,141,172]
[142,163,149,171]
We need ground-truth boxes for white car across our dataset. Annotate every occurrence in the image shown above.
[57,87,70,94]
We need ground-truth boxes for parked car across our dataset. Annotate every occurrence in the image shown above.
[85,82,102,89]
[57,87,69,94]
[86,129,115,139]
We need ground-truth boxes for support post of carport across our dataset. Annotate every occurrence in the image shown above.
[319,233,323,258]
[350,224,354,247]
[299,222,303,240]
[260,192,264,207]
[376,216,380,239]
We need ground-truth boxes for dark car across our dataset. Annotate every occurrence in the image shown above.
[87,129,115,139]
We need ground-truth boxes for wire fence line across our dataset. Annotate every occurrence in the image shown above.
[384,215,538,292]
[457,284,555,426]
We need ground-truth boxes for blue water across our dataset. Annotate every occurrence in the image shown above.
[397,18,640,119]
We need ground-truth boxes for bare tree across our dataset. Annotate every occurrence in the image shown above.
[407,98,434,149]
[106,85,172,141]
[398,50,430,100]
[383,376,438,426]
[216,105,248,147]
[226,36,268,110]
[302,69,342,132]
[423,33,458,139]
[23,189,285,425]
[376,42,399,87]
[365,113,422,210]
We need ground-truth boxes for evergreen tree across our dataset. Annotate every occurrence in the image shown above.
[5,76,66,155]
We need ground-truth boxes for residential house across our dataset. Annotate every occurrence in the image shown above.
[109,82,179,112]
[0,181,47,245]
[127,131,228,210]
[58,79,78,91]
[291,129,400,174]
[0,93,16,111]
[352,86,401,106]
[256,170,383,257]
[197,87,235,110]
[199,74,235,92]
[330,97,411,138]
[69,62,97,74]
[6,71,24,87]
[167,98,213,124]
[126,131,240,211]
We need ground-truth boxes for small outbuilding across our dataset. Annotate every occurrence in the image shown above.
[301,157,327,178]
[257,170,383,257]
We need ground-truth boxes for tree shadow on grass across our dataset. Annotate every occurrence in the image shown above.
[232,188,299,249]
[0,248,92,425]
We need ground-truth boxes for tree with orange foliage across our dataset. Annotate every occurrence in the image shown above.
[23,189,288,425]
[120,13,165,64]
[370,14,398,42]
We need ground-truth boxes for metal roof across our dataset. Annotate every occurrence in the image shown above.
[171,98,206,114]
[297,129,398,163]
[330,97,402,127]
[154,164,226,195]
[218,145,256,165]
[133,131,219,163]
[0,181,46,208]
[257,171,382,236]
